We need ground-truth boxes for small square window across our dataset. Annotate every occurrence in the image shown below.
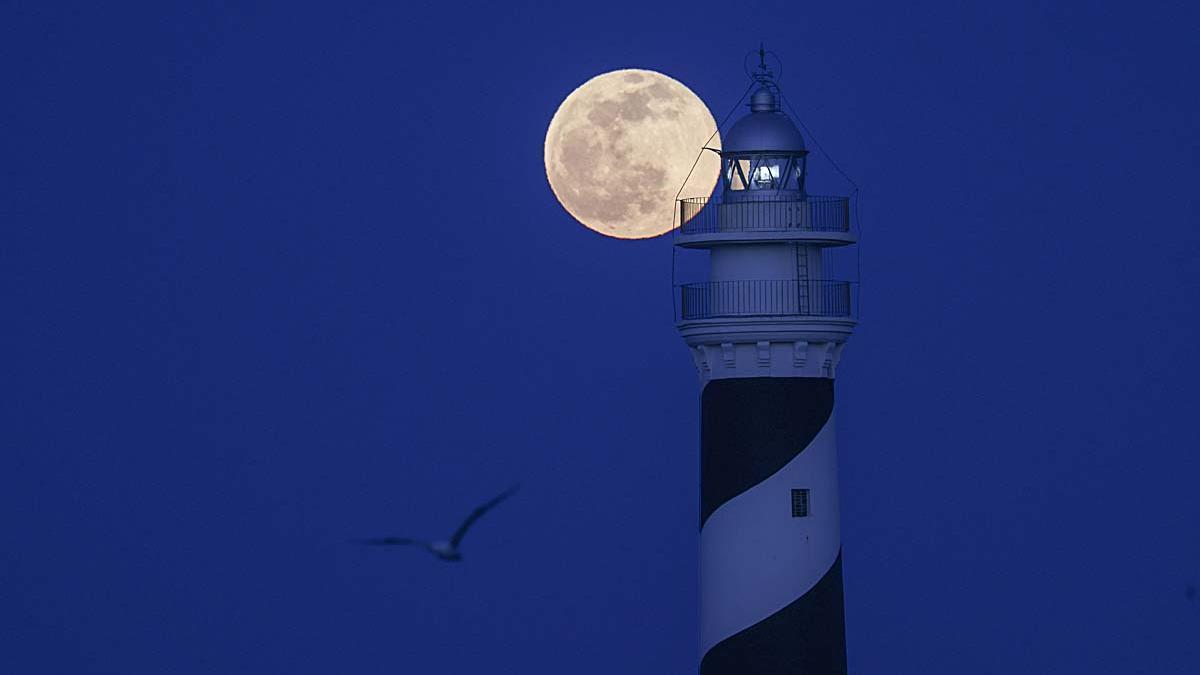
[791,489,810,518]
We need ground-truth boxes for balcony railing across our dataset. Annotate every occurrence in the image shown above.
[679,196,850,235]
[678,280,854,320]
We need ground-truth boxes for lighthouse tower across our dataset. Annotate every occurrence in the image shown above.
[675,55,857,674]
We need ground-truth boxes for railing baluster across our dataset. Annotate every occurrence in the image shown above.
[678,196,851,235]
[678,280,855,320]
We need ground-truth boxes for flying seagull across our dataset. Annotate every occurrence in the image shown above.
[358,484,519,562]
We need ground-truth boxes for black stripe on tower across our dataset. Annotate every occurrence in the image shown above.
[701,555,848,675]
[699,376,845,674]
[700,377,834,528]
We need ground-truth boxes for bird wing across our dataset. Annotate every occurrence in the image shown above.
[449,484,519,547]
[358,537,422,546]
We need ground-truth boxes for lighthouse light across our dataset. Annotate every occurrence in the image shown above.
[753,163,781,187]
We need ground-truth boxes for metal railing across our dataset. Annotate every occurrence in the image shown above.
[679,196,850,235]
[678,280,854,320]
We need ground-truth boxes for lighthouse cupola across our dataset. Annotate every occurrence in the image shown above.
[721,83,810,200]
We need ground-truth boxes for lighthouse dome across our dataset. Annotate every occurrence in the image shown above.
[723,99,806,154]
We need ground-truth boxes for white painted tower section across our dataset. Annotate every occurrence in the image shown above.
[698,415,841,655]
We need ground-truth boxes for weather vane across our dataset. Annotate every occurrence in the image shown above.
[745,43,782,88]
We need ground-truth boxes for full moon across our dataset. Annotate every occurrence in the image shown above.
[544,69,721,239]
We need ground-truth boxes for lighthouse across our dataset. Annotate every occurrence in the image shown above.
[675,54,857,674]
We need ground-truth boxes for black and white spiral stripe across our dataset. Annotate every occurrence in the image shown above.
[699,377,847,674]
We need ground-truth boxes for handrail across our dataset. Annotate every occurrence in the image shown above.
[678,279,855,320]
[679,196,850,235]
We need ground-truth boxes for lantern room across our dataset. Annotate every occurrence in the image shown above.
[721,85,809,200]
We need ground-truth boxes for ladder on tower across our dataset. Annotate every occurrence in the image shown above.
[796,245,810,315]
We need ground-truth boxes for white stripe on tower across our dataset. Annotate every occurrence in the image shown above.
[699,414,841,658]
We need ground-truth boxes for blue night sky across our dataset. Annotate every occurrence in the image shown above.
[3,1,1199,673]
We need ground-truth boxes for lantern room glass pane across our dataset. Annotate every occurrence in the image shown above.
[750,160,782,189]
[726,159,751,191]
[726,155,806,193]
[752,156,799,191]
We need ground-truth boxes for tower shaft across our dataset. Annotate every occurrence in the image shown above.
[698,378,846,674]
